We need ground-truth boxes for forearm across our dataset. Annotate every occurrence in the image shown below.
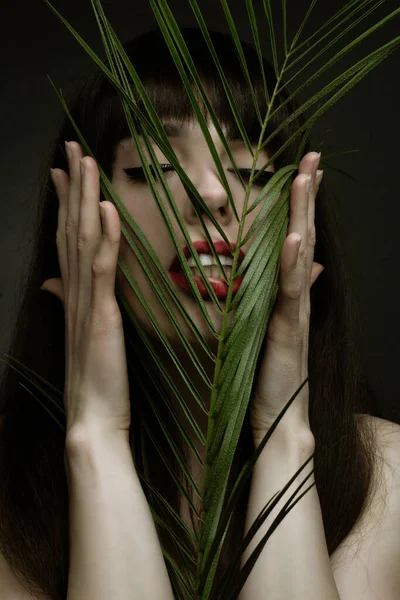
[64,428,174,600]
[238,425,340,600]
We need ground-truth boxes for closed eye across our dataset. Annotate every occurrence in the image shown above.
[123,165,274,186]
[123,163,174,182]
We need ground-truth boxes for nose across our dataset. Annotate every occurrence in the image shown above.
[184,169,232,224]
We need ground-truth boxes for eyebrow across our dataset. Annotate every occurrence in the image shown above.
[162,121,242,142]
[162,122,188,137]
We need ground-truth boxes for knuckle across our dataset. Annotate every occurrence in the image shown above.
[308,224,316,245]
[77,230,102,252]
[91,260,108,277]
[293,174,308,192]
[56,230,65,248]
[286,284,302,299]
[297,246,308,267]
[77,233,91,252]
[107,229,121,245]
[65,219,76,237]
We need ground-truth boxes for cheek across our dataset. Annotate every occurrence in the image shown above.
[115,203,173,281]
[240,186,262,218]
[115,185,166,239]
[241,187,270,236]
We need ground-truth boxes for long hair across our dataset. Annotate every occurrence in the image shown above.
[0,28,382,599]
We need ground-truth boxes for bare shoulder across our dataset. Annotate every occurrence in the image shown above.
[356,413,400,467]
[353,413,400,512]
[333,414,400,556]
[330,414,400,597]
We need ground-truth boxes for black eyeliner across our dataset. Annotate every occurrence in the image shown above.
[123,163,174,180]
[123,165,274,185]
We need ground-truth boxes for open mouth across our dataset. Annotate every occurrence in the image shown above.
[169,264,245,299]
[168,270,245,300]
[168,240,246,300]
[174,264,234,280]
[169,240,245,272]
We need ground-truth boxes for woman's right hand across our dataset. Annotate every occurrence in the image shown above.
[41,141,131,440]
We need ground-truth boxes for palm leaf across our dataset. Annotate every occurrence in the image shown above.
[1,0,397,596]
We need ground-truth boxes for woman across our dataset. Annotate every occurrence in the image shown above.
[0,27,399,600]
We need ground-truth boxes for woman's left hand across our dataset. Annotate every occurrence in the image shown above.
[249,151,324,445]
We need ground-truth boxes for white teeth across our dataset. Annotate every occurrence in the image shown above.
[187,254,234,267]
[190,265,233,279]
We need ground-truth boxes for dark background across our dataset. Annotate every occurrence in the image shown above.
[1,1,399,422]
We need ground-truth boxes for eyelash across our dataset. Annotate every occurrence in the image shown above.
[123,164,274,186]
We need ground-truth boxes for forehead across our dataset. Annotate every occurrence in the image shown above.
[158,119,240,141]
[116,119,263,155]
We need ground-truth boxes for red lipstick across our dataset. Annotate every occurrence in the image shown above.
[168,240,246,300]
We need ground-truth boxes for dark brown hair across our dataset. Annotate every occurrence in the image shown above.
[0,27,382,599]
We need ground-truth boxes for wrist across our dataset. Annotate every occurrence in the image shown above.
[64,426,134,492]
[65,423,130,458]
[252,420,315,452]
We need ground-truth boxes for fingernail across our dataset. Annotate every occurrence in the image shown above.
[65,141,71,159]
[316,169,324,184]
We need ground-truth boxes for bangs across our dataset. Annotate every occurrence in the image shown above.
[85,28,298,176]
[102,28,283,152]
[105,70,270,149]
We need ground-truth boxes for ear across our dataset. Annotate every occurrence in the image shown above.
[311,264,325,287]
[40,278,65,307]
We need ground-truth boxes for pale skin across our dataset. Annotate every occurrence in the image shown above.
[108,122,323,515]
[44,120,323,445]
[110,122,323,445]
[49,124,321,457]
[41,119,400,599]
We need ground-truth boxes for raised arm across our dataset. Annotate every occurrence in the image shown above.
[41,142,174,599]
[64,428,174,600]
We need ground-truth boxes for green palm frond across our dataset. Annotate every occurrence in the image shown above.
[1,0,399,597]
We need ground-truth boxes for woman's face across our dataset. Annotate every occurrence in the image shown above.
[111,118,275,346]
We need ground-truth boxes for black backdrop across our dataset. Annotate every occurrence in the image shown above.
[1,0,399,422]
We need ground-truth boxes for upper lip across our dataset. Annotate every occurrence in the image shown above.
[169,240,245,272]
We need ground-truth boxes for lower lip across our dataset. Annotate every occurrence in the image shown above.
[168,271,244,300]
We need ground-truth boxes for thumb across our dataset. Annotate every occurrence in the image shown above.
[40,278,65,306]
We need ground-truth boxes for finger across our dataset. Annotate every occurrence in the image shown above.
[77,156,103,326]
[270,234,304,331]
[50,168,70,293]
[297,151,321,251]
[90,201,121,322]
[65,141,84,315]
[298,150,319,217]
[278,233,303,297]
[296,152,321,280]
[287,173,310,265]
